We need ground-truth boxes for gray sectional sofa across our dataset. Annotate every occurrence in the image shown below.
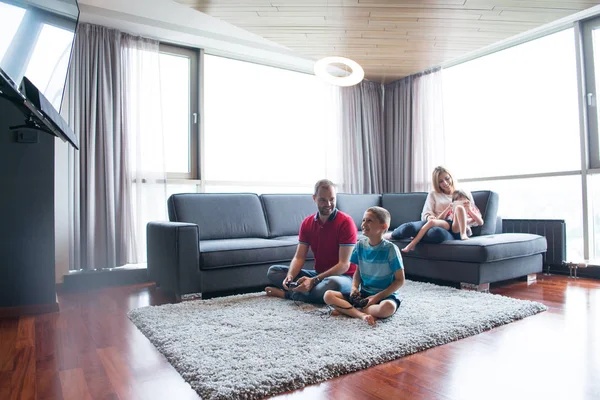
[147,191,547,299]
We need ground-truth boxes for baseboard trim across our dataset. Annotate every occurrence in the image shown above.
[61,265,151,292]
[0,299,59,318]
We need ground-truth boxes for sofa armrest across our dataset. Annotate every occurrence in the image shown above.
[495,216,503,234]
[147,221,201,299]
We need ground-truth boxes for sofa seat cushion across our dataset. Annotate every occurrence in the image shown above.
[200,238,299,270]
[394,233,547,264]
[272,235,315,260]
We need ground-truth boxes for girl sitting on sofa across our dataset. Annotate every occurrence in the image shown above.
[401,189,483,252]
[385,166,476,244]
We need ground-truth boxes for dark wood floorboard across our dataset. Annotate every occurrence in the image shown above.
[0,274,599,400]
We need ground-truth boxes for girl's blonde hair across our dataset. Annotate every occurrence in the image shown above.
[431,166,456,194]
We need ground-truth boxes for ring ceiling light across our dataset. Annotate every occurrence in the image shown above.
[314,56,365,87]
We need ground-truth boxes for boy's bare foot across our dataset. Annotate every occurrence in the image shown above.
[265,286,285,298]
[383,232,393,240]
[460,235,469,240]
[401,242,415,252]
[362,314,376,326]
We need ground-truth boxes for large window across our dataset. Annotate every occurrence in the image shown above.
[0,3,25,63]
[443,28,584,258]
[583,17,600,259]
[462,176,584,260]
[0,3,77,110]
[444,28,581,178]
[24,23,73,108]
[202,54,341,194]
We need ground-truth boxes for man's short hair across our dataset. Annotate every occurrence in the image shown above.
[367,206,391,227]
[314,179,336,196]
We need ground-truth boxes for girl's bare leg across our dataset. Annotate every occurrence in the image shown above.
[402,220,450,252]
[452,205,469,240]
[324,290,375,325]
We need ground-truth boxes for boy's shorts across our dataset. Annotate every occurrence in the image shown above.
[344,290,402,315]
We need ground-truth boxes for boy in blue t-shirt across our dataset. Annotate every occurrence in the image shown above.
[324,206,405,326]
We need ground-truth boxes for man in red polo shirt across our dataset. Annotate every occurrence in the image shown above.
[265,179,357,304]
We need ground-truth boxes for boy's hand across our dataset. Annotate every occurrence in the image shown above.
[351,288,360,297]
[364,295,379,308]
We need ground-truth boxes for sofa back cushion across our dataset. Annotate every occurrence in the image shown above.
[381,192,428,229]
[471,190,499,236]
[336,194,382,230]
[260,194,315,237]
[168,193,269,240]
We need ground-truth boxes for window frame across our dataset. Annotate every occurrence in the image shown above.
[158,42,199,179]
[581,17,600,170]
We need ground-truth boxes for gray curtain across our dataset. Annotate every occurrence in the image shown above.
[340,80,386,194]
[384,68,445,193]
[384,77,412,193]
[62,23,155,270]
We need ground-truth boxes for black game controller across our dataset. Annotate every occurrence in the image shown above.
[286,281,299,289]
[349,292,369,308]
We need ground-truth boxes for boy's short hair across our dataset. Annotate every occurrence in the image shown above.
[314,179,336,196]
[452,189,469,201]
[367,206,391,227]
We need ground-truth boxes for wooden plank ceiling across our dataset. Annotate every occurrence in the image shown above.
[175,0,600,83]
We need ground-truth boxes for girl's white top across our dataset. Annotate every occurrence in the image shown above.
[421,190,474,221]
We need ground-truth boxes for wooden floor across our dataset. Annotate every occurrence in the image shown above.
[1,274,599,400]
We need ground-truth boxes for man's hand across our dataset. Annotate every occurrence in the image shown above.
[294,276,315,293]
[350,287,360,297]
[282,275,295,290]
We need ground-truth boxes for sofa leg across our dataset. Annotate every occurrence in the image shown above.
[526,273,537,284]
[181,292,203,301]
[460,282,490,293]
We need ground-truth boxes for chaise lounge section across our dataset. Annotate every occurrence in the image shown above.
[147,190,547,299]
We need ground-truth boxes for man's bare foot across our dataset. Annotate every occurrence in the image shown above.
[401,242,416,252]
[460,235,469,240]
[383,232,393,240]
[362,314,376,326]
[265,286,285,298]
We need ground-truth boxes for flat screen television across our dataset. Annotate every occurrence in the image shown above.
[0,0,79,149]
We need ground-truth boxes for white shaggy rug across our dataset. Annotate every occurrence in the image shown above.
[128,280,547,400]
